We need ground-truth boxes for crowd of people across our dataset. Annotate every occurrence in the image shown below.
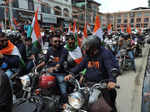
[0,24,146,112]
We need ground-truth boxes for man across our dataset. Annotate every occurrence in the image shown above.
[65,35,119,112]
[0,32,23,77]
[65,33,83,68]
[0,68,12,112]
[118,34,136,72]
[37,34,68,103]
[25,38,40,73]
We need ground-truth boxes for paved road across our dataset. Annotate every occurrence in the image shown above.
[116,44,150,112]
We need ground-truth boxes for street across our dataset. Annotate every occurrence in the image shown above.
[116,44,150,112]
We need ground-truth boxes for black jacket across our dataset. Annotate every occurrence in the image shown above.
[70,47,118,82]
[0,69,12,112]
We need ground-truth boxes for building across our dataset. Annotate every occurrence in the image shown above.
[72,0,101,29]
[0,0,72,29]
[101,7,150,32]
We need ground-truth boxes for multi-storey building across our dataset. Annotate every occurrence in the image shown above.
[100,7,150,32]
[0,0,72,28]
[72,0,101,29]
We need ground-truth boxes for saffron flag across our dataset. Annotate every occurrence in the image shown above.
[126,24,131,34]
[83,23,87,38]
[93,15,103,41]
[107,24,112,34]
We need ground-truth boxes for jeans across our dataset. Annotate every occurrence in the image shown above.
[49,73,67,95]
[26,60,34,73]
[128,51,136,70]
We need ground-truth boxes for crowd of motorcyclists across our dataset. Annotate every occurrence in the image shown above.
[0,25,147,112]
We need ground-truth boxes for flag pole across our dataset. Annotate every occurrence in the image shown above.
[85,0,87,25]
[9,0,15,30]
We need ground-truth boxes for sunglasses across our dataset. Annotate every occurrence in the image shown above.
[53,40,60,43]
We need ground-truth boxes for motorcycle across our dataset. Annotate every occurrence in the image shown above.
[118,49,133,72]
[63,76,120,112]
[12,66,59,112]
[133,39,142,57]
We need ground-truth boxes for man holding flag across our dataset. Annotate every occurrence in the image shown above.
[0,32,24,77]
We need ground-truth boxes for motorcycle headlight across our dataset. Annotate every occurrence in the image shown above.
[20,75,30,87]
[42,49,47,54]
[68,92,85,109]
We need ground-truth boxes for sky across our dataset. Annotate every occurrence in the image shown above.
[95,0,148,13]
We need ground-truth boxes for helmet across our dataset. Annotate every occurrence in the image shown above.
[65,32,75,40]
[81,35,101,56]
[39,75,56,89]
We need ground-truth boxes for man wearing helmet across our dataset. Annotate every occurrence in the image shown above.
[65,35,119,112]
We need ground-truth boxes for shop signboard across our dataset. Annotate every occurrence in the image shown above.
[42,13,57,24]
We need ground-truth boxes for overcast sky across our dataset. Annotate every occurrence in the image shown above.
[95,0,148,13]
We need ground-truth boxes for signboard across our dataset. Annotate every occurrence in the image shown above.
[42,13,57,24]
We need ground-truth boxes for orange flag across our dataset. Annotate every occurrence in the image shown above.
[73,21,77,33]
[83,23,87,38]
[107,24,112,34]
[126,24,131,34]
[93,15,103,41]
[13,17,18,26]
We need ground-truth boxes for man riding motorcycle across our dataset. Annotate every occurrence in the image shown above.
[65,35,119,112]
[37,33,68,103]
[118,34,136,72]
[65,33,83,68]
[0,32,24,78]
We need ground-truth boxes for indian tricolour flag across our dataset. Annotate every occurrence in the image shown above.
[31,8,43,48]
[0,40,25,66]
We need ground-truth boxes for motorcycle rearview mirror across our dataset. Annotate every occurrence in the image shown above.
[111,68,119,78]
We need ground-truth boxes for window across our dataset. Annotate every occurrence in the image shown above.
[130,13,135,17]
[136,18,141,23]
[54,6,62,16]
[12,0,19,8]
[144,24,148,28]
[130,18,134,23]
[117,15,121,19]
[41,4,51,14]
[136,24,140,27]
[124,24,127,27]
[117,19,121,23]
[63,8,69,17]
[144,13,150,16]
[144,18,149,22]
[28,0,34,11]
[136,12,142,17]
[124,19,128,23]
[124,13,128,17]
